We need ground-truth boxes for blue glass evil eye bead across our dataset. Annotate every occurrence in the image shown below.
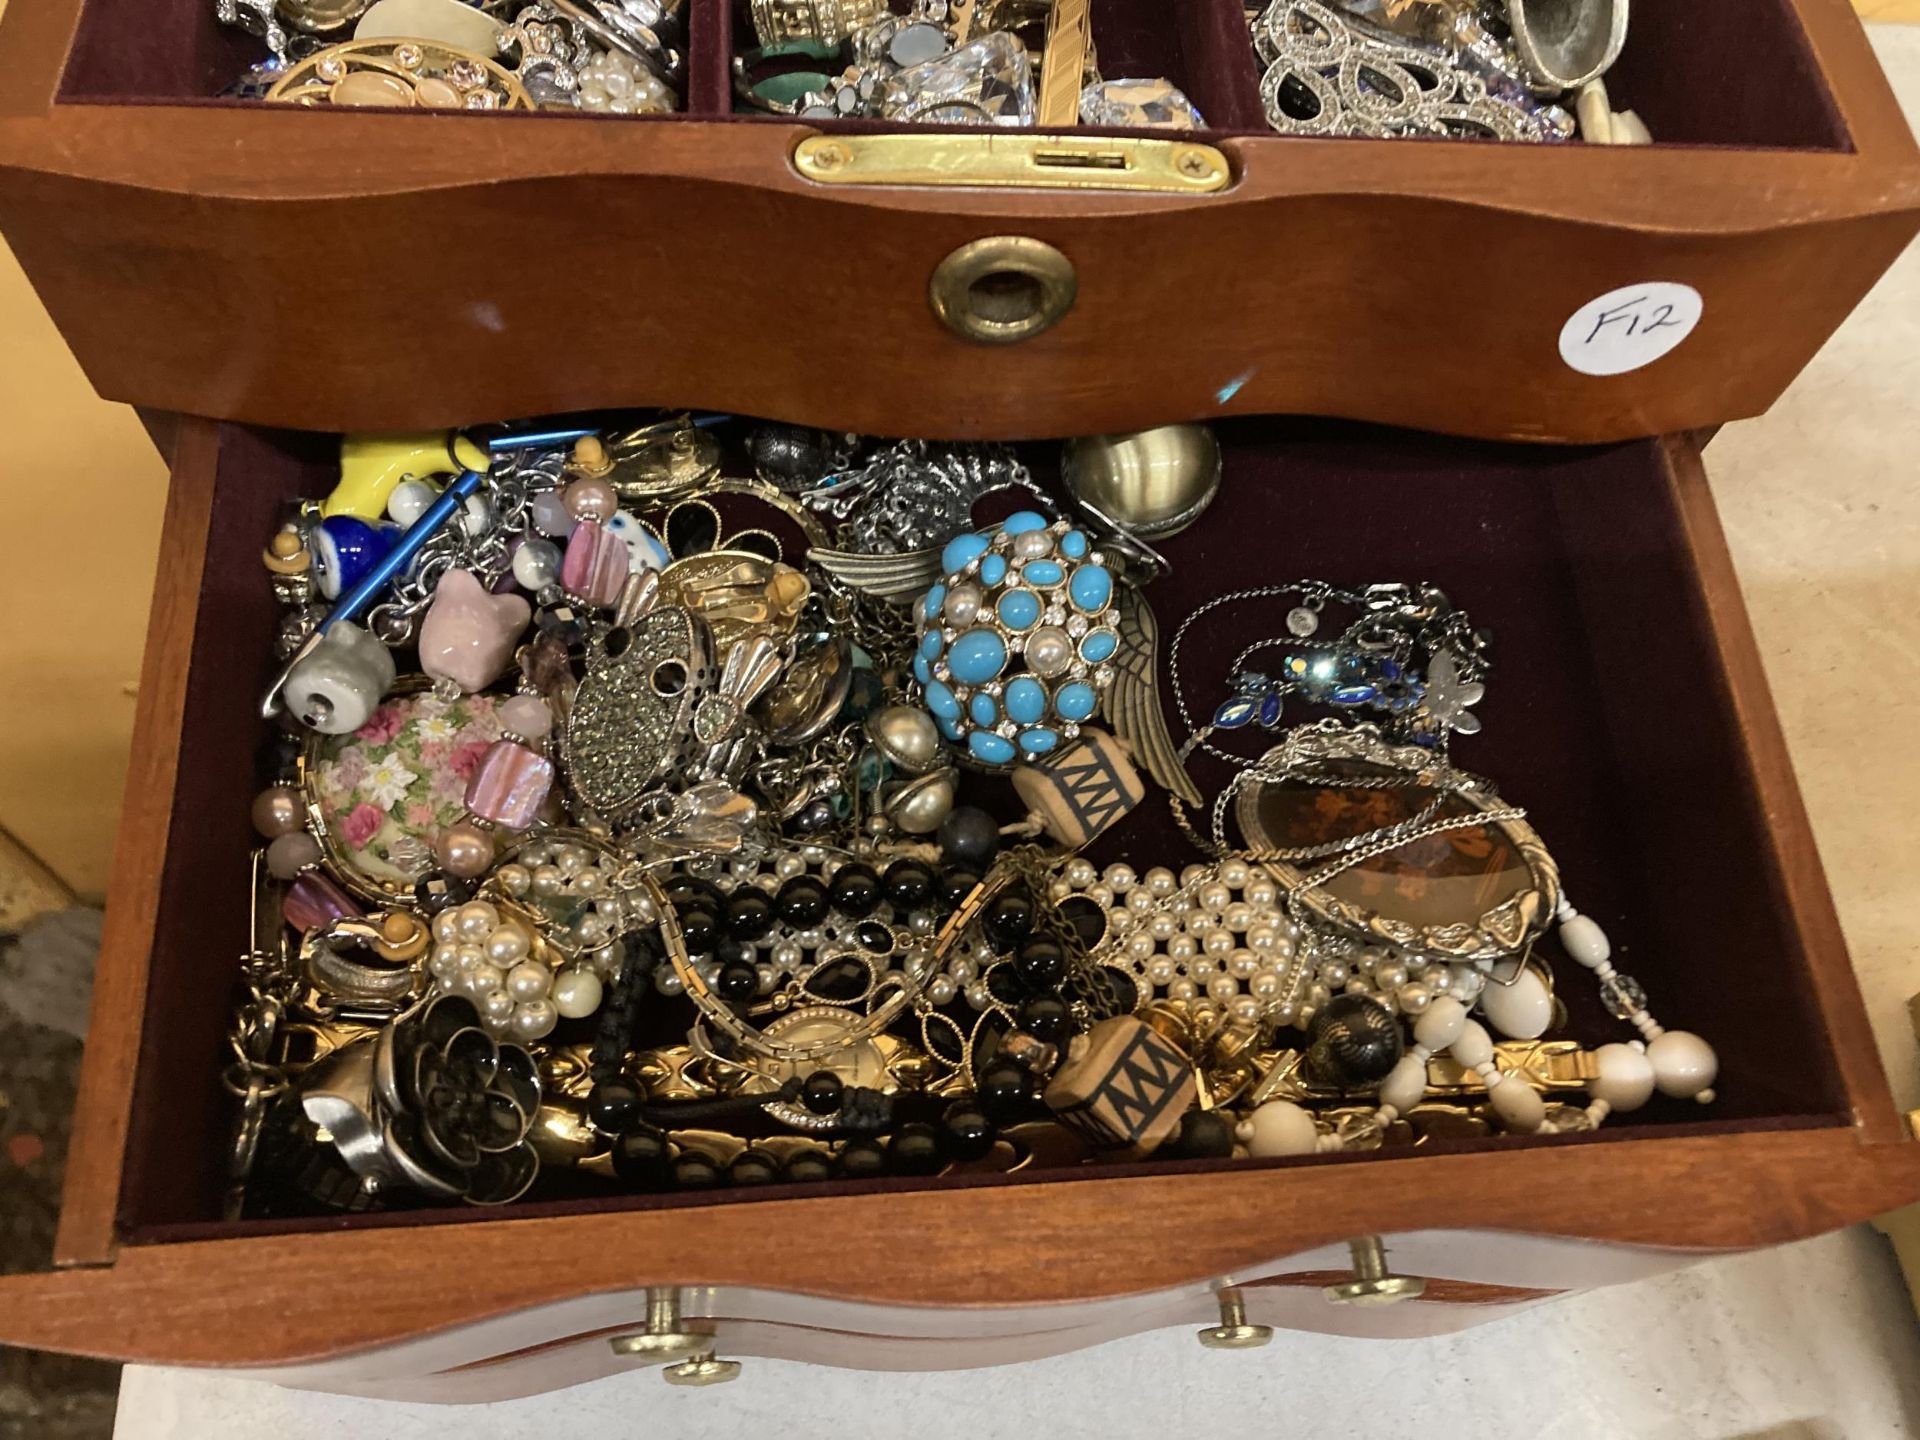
[1068,563,1113,613]
[1003,510,1048,536]
[942,532,990,575]
[919,629,944,660]
[969,692,999,728]
[948,628,1008,685]
[997,589,1041,631]
[979,554,1009,586]
[1018,727,1060,755]
[1059,529,1088,560]
[968,731,1018,765]
[1022,560,1065,588]
[924,680,962,720]
[1079,628,1118,664]
[1004,675,1048,725]
[1054,682,1098,722]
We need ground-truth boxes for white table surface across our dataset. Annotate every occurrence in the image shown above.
[110,25,1920,1440]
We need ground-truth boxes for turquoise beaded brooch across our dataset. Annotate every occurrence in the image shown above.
[912,512,1121,766]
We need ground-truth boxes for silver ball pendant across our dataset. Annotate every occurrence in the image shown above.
[885,768,957,835]
[866,704,945,775]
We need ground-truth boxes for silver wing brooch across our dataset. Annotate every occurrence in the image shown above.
[1110,584,1202,806]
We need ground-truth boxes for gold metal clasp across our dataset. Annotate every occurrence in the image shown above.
[792,133,1231,194]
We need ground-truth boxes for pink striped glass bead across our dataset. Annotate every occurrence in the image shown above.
[284,871,362,933]
[562,520,629,608]
[464,739,555,830]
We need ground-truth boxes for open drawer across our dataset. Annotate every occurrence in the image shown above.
[0,417,1916,1399]
[0,0,1917,443]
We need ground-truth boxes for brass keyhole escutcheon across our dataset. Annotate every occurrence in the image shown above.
[929,236,1078,345]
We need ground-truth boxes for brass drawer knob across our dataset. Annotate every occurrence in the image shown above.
[1322,1237,1426,1307]
[1196,1287,1274,1349]
[929,236,1077,345]
[609,1286,742,1382]
[664,1356,745,1386]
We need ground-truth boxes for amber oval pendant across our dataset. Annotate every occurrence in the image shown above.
[1234,726,1558,960]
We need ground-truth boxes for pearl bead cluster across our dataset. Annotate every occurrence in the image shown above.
[493,836,655,956]
[1065,856,1310,1028]
[426,900,596,1043]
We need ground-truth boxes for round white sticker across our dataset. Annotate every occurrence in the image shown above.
[1558,282,1704,377]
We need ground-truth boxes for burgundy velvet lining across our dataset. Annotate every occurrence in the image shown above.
[54,0,1853,154]
[115,418,1851,1242]
[1606,0,1851,152]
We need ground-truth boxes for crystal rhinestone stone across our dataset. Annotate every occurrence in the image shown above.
[1078,77,1204,130]
[1598,972,1649,1019]
[880,31,1035,126]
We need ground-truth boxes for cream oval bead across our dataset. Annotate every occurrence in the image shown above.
[1449,1018,1495,1069]
[1479,964,1552,1039]
[1488,1078,1546,1133]
[1647,1030,1718,1100]
[551,966,604,1019]
[1412,994,1468,1052]
[1591,1041,1656,1111]
[1559,912,1611,966]
[1243,1100,1320,1157]
[1378,1053,1428,1116]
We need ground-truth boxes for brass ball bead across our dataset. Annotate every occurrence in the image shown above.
[435,821,496,879]
[251,785,305,839]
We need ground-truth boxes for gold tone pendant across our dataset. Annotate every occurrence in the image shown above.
[267,39,534,110]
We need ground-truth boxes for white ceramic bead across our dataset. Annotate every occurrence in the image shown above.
[1489,1077,1546,1133]
[1244,1100,1320,1157]
[1559,912,1611,966]
[1450,1019,1494,1069]
[1479,964,1552,1039]
[1647,1030,1718,1099]
[1591,1042,1656,1111]
[551,966,603,1019]
[1379,1053,1428,1115]
[1413,995,1468,1052]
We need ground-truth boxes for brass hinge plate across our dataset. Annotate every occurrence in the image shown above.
[792,133,1232,194]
